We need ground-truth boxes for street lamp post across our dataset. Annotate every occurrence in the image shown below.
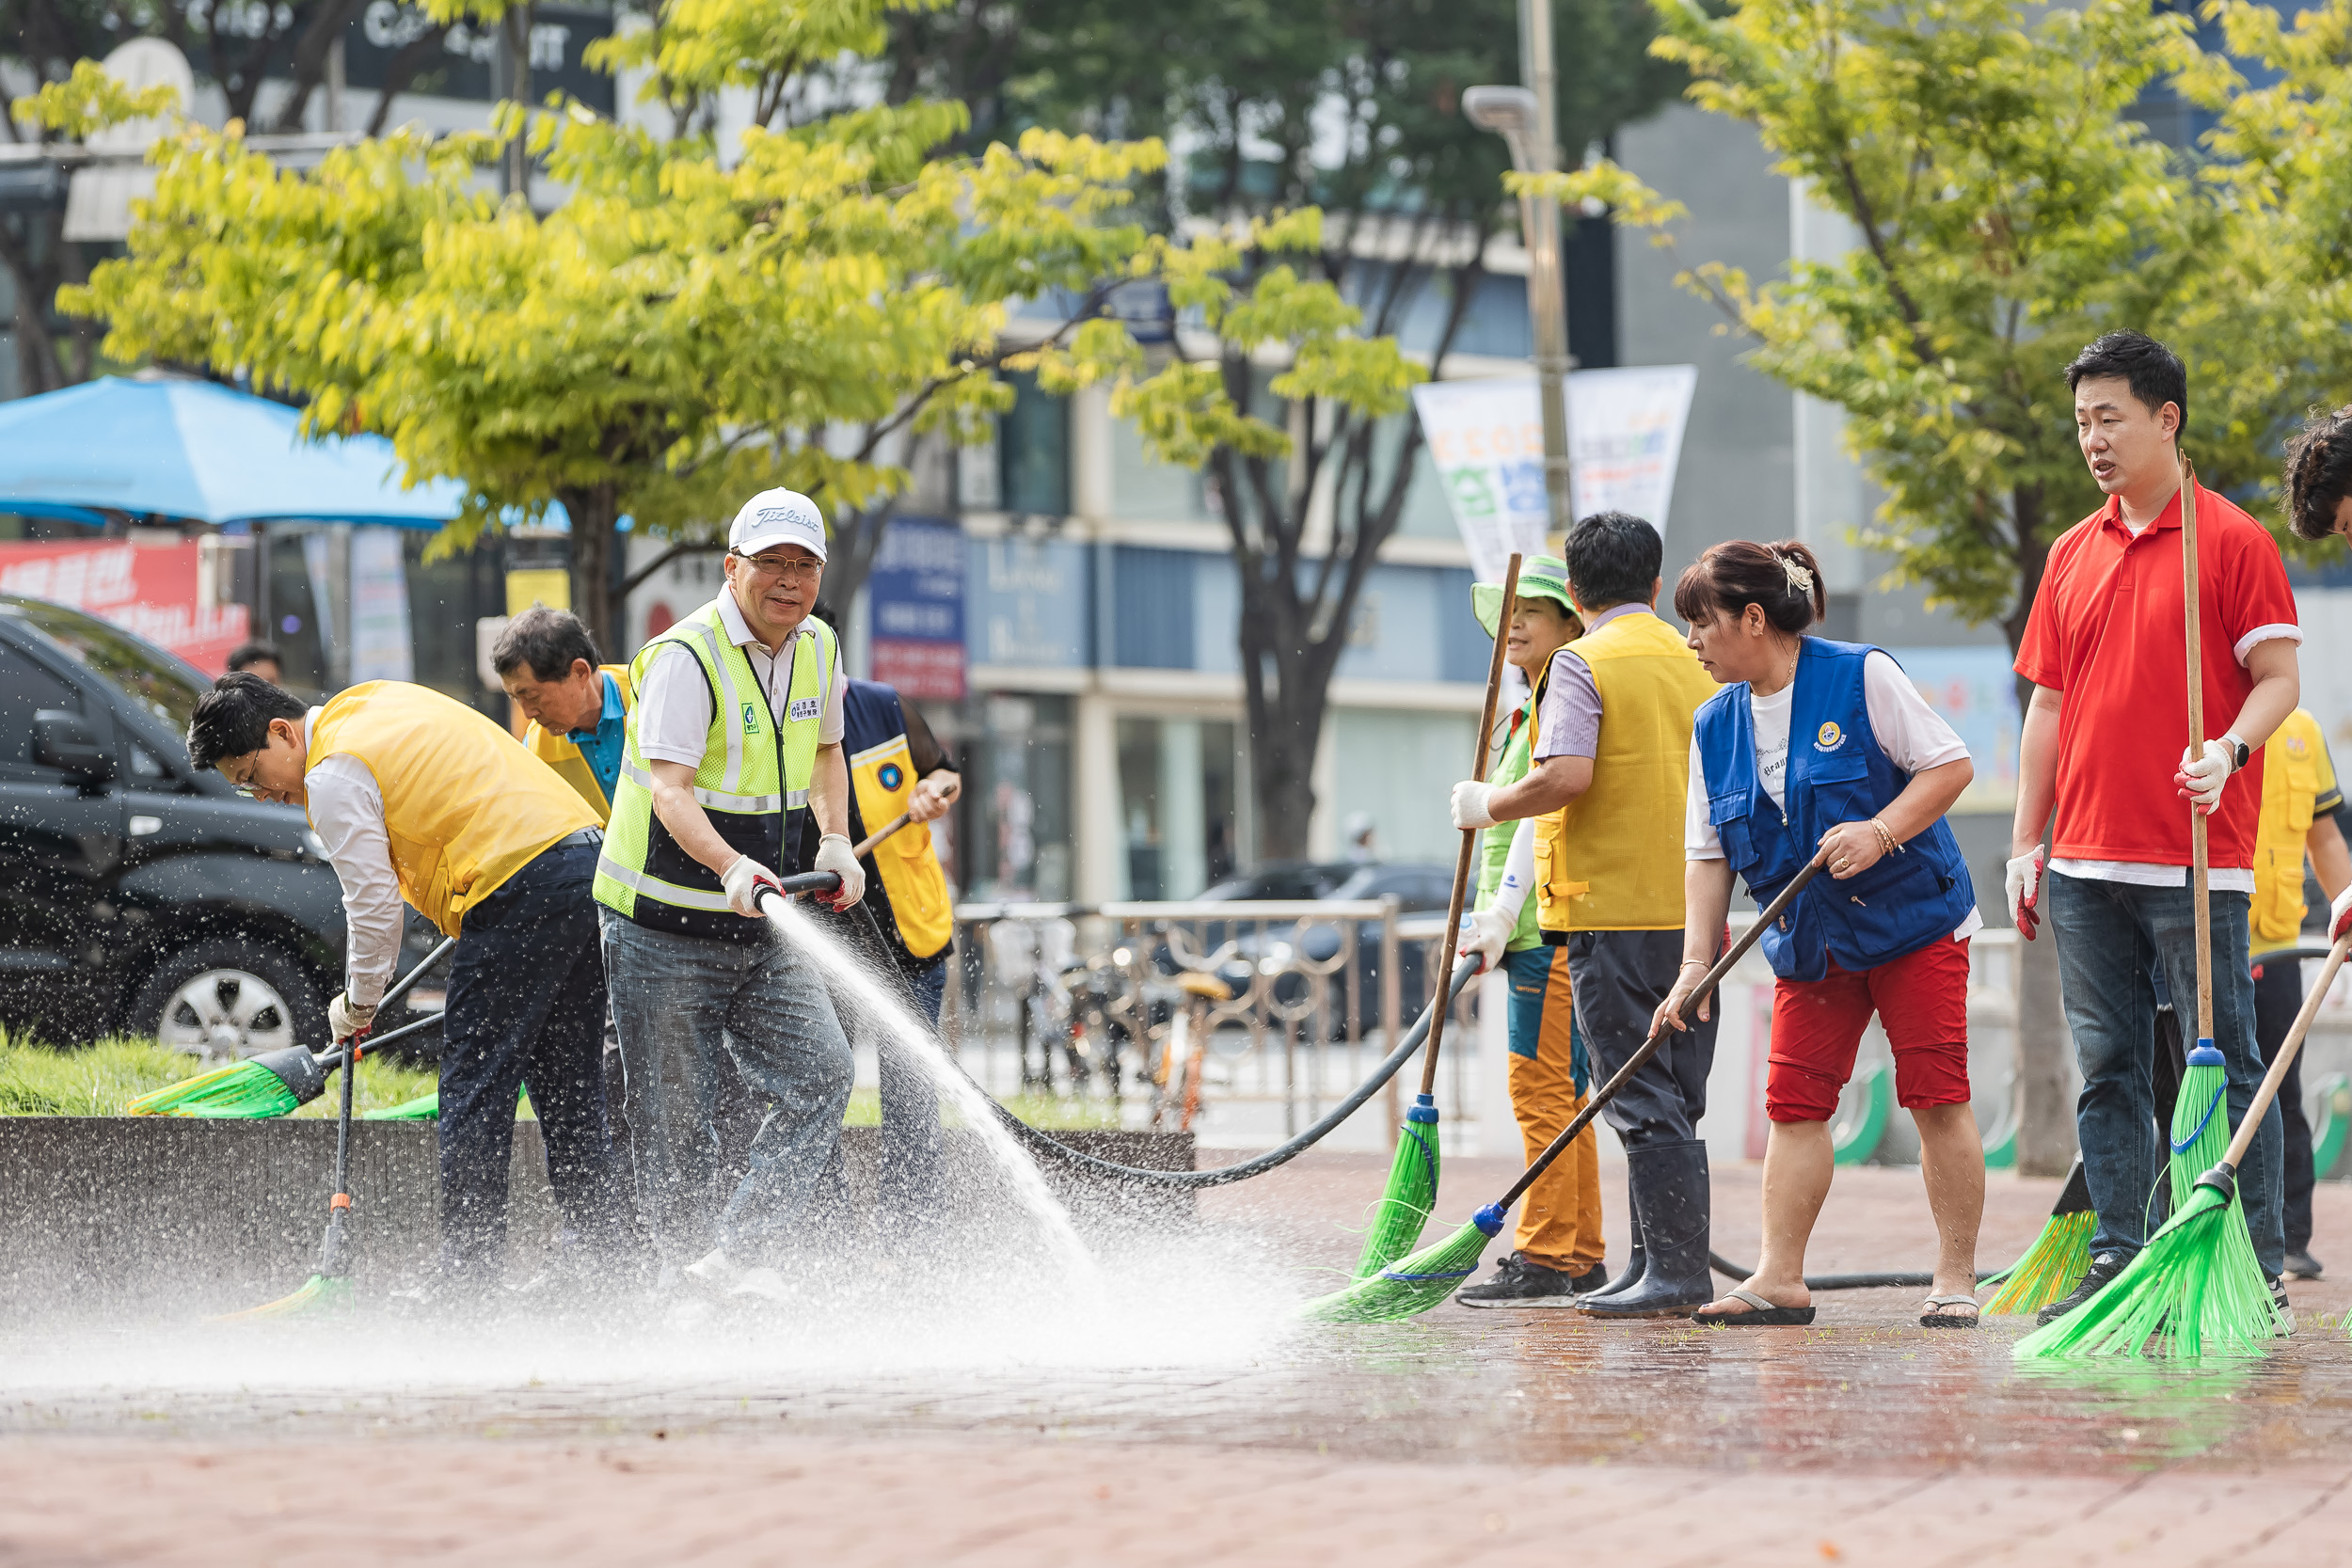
[1465,31,1576,545]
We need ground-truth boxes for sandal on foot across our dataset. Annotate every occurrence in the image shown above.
[1920,1294,1979,1328]
[1692,1286,1816,1327]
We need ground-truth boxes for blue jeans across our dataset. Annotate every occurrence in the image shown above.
[601,911,853,1268]
[2046,871,2282,1275]
[440,839,628,1285]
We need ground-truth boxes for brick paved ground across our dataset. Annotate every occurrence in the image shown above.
[8,1154,2352,1565]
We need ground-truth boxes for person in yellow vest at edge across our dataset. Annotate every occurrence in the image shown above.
[1449,512,1723,1319]
[185,673,631,1298]
[592,487,868,1307]
[2249,708,2351,1280]
[1447,556,1611,1307]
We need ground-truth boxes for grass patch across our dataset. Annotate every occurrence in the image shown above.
[0,1029,440,1118]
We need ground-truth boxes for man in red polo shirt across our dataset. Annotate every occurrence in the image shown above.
[2009,330,2303,1326]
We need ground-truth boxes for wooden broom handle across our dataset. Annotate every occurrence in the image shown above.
[1419,553,1522,1098]
[2182,456,2215,1047]
[2221,933,2351,1170]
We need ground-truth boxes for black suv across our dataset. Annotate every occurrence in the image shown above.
[0,594,350,1053]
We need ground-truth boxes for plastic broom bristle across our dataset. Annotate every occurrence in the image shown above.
[362,1091,440,1121]
[1303,1216,1498,1324]
[1982,1210,2097,1316]
[1351,1108,1439,1279]
[210,1273,354,1323]
[2169,1049,2232,1211]
[127,1059,301,1119]
[2013,1182,2281,1360]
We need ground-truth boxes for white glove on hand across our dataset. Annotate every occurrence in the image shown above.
[722,853,783,918]
[2176,737,2237,816]
[328,990,376,1043]
[2331,883,2352,943]
[2005,847,2046,942]
[814,833,866,911]
[1457,903,1516,974]
[1450,780,1498,832]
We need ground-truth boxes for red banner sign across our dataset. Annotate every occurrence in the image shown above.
[0,540,247,675]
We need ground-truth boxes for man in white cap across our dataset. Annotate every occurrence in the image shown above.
[593,487,869,1298]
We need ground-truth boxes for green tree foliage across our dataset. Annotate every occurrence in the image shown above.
[1536,0,2215,660]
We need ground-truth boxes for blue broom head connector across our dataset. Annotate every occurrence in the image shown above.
[1472,1202,1506,1237]
[2186,1041,2223,1067]
[1406,1093,1439,1126]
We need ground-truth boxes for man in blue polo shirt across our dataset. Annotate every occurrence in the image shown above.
[495,606,636,822]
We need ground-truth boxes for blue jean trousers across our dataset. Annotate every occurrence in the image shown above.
[2046,870,2282,1275]
[601,910,853,1269]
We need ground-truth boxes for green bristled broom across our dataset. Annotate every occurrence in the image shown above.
[2014,460,2309,1361]
[1981,1159,2095,1316]
[1350,554,1523,1281]
[1306,851,1827,1323]
[127,939,453,1117]
[2015,932,2344,1360]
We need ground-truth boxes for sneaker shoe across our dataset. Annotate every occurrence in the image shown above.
[2284,1249,2324,1281]
[682,1247,743,1295]
[1568,1261,1611,1295]
[2271,1274,2296,1335]
[730,1266,796,1305]
[2035,1250,2130,1327]
[1456,1252,1583,1308]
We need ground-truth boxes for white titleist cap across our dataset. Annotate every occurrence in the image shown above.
[727,488,828,563]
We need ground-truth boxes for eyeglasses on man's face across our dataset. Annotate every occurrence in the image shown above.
[731,550,822,584]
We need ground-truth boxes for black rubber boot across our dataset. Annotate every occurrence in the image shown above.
[1580,1140,1711,1319]
[1576,1170,1647,1305]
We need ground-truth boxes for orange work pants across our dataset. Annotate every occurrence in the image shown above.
[1502,944,1604,1272]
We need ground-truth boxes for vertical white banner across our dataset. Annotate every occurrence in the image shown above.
[349,526,414,683]
[1412,365,1700,581]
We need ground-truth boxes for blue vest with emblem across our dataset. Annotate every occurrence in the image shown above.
[1694,638,1975,982]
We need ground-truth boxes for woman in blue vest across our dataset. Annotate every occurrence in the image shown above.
[1653,539,1986,1328]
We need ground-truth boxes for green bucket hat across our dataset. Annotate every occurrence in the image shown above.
[1471,553,1578,636]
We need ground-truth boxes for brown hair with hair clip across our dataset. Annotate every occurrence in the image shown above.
[2283,404,2352,543]
[1671,538,1828,633]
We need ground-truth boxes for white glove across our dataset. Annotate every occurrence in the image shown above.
[2331,883,2352,943]
[2005,847,2045,942]
[328,990,376,1043]
[1457,903,1516,974]
[2176,737,2238,816]
[1450,780,1497,831]
[814,832,866,910]
[721,853,783,918]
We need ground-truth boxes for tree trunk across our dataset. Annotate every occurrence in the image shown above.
[2001,478,2076,1176]
[558,482,621,659]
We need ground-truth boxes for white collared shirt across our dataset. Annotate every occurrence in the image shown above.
[634,590,847,769]
[301,706,404,1008]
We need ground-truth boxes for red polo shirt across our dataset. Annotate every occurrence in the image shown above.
[2014,483,2299,871]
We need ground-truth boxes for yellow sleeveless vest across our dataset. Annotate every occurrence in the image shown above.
[1535,610,1714,933]
[523,664,635,823]
[2250,707,2334,956]
[850,726,955,959]
[308,681,598,937]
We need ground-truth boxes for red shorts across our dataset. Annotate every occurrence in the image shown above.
[1766,934,1972,1124]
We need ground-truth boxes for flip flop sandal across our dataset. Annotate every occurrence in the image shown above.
[1692,1286,1816,1327]
[1920,1294,1979,1328]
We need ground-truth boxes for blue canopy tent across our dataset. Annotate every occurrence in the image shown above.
[0,375,466,526]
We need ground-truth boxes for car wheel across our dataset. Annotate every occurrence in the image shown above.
[127,937,330,1059]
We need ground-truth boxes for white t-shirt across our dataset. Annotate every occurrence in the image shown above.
[635,592,847,768]
[1684,650,1980,939]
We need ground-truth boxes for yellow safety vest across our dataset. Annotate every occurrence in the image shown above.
[307,681,597,938]
[2250,707,2339,956]
[844,683,955,960]
[523,664,636,824]
[1535,610,1715,934]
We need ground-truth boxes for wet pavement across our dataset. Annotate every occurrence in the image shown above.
[8,1153,2352,1564]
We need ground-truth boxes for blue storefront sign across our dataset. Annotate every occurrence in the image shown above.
[868,516,967,699]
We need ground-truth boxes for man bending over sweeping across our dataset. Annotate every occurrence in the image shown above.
[186,673,632,1297]
[1451,512,1723,1319]
[1658,539,1983,1328]
[2010,330,2302,1327]
[592,488,866,1306]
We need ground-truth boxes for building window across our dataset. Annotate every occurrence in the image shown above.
[1116,714,1240,900]
[953,691,1073,901]
[999,371,1070,516]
